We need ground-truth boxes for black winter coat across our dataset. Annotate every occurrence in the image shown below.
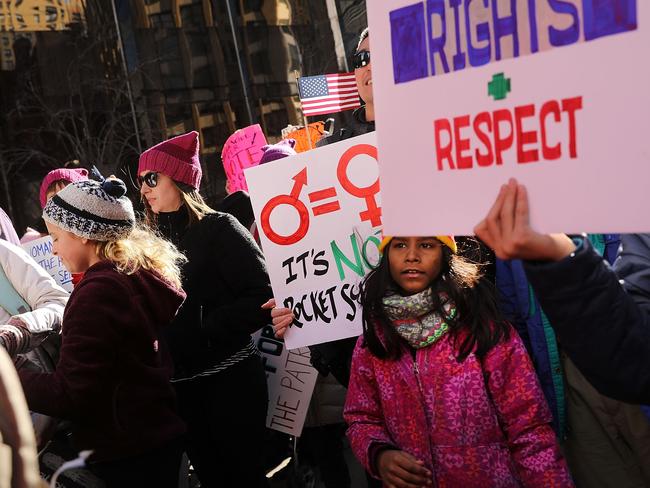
[316,106,375,147]
[158,209,272,380]
[524,235,650,403]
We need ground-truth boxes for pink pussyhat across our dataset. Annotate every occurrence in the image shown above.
[39,168,89,208]
[138,131,202,189]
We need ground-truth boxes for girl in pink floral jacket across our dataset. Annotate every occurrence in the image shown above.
[344,236,573,488]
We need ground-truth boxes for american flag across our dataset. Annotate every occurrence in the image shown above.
[298,73,361,117]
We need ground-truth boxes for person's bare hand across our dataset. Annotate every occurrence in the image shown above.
[377,450,432,488]
[261,298,294,338]
[474,178,575,262]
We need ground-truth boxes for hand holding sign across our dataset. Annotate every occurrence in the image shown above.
[261,298,294,338]
[474,179,575,262]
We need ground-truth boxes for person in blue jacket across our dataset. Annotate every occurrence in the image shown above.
[497,232,650,485]
[476,179,650,406]
[496,233,620,435]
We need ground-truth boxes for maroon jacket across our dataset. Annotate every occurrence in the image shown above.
[20,261,186,462]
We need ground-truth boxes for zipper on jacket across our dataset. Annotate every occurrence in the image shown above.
[413,361,422,388]
[413,356,437,487]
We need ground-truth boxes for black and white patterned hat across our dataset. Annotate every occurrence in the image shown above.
[42,178,135,241]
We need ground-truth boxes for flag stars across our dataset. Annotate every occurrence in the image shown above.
[299,76,329,98]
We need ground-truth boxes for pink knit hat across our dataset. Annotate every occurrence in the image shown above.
[39,168,89,208]
[138,131,202,189]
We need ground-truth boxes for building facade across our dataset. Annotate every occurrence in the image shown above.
[0,0,367,231]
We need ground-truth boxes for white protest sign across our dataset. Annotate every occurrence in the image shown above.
[22,236,73,292]
[246,133,381,349]
[253,326,318,436]
[368,1,649,235]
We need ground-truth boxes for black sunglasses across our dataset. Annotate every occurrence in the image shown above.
[138,171,158,188]
[352,50,370,69]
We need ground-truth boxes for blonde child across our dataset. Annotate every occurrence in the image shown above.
[20,176,187,487]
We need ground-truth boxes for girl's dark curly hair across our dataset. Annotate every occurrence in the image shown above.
[360,241,509,362]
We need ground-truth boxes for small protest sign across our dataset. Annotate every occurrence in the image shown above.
[284,122,325,153]
[222,124,268,194]
[253,326,318,436]
[22,236,73,292]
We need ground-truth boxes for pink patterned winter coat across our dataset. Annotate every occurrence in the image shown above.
[344,326,573,487]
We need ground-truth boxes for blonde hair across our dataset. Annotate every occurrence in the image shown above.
[143,183,215,229]
[180,188,215,224]
[96,226,187,290]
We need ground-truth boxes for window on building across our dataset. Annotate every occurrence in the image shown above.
[180,2,204,28]
[150,12,175,29]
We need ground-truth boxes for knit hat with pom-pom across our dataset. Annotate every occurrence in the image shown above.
[43,178,135,241]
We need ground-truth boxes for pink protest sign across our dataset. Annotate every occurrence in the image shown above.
[222,124,268,193]
[368,1,650,235]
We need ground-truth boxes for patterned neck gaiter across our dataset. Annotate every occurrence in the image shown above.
[382,288,456,349]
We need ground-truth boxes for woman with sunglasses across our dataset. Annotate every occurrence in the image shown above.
[306,28,377,390]
[138,131,272,488]
[317,27,374,148]
[306,27,393,395]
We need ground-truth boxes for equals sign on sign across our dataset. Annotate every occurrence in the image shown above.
[308,187,340,216]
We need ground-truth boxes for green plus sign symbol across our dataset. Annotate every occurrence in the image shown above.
[488,73,511,100]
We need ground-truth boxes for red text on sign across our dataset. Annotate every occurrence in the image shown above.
[259,143,382,246]
[434,96,583,170]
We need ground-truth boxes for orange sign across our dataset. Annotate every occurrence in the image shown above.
[284,122,325,153]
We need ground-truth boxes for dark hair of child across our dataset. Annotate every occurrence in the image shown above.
[360,244,510,362]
